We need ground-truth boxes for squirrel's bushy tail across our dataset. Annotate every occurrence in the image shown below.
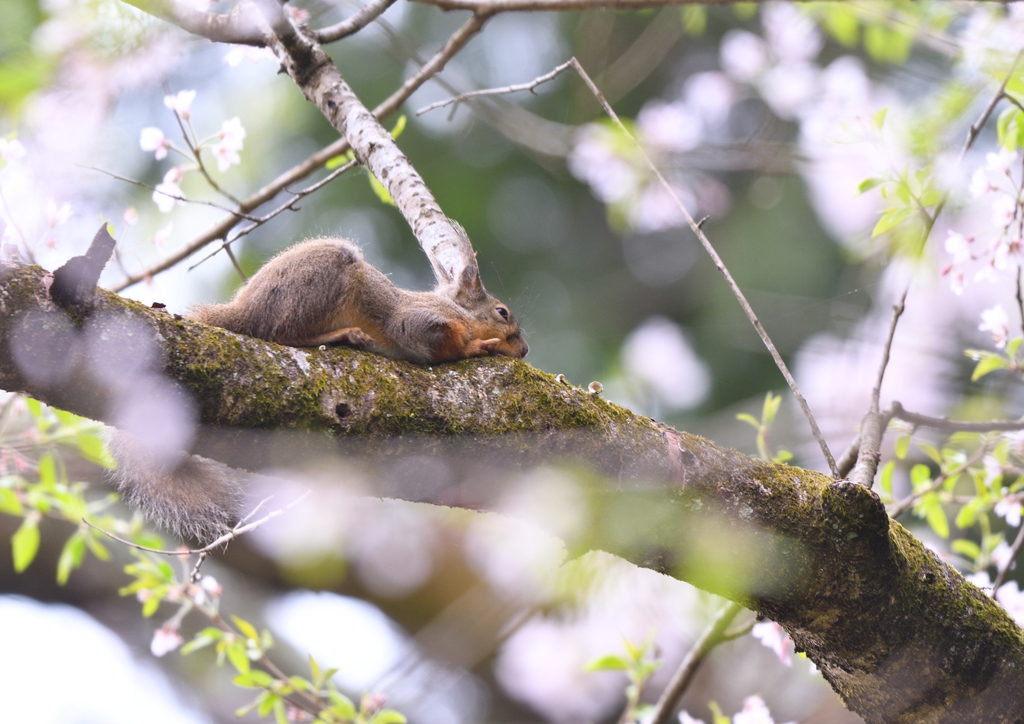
[106,430,245,543]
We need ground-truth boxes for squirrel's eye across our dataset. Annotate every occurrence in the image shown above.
[496,306,509,320]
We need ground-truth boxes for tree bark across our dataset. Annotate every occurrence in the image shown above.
[2,260,1023,723]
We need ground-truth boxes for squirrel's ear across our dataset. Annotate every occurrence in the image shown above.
[456,264,487,303]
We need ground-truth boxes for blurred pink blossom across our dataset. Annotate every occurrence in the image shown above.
[994,497,1022,528]
[751,621,792,666]
[996,581,1024,627]
[979,304,1010,348]
[637,102,702,152]
[139,127,170,160]
[153,167,185,213]
[0,138,26,164]
[211,117,246,172]
[761,3,823,62]
[720,30,767,81]
[150,623,183,657]
[163,90,196,120]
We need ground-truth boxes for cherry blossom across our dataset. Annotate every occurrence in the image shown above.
[211,116,246,172]
[994,496,1022,528]
[944,231,972,265]
[637,102,702,153]
[151,223,173,246]
[733,695,795,724]
[996,581,1024,627]
[163,90,197,120]
[139,127,170,160]
[720,30,768,82]
[153,166,185,213]
[46,199,70,228]
[978,304,1010,349]
[751,621,792,666]
[991,194,1017,228]
[150,623,183,657]
[123,206,138,225]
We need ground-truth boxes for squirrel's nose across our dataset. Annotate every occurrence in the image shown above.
[520,342,529,358]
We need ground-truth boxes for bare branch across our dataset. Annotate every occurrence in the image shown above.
[649,601,744,724]
[315,0,399,43]
[417,58,576,116]
[113,13,487,291]
[850,290,906,488]
[993,522,1024,592]
[186,158,359,272]
[119,0,266,45]
[564,56,838,476]
[412,0,729,12]
[891,401,1024,434]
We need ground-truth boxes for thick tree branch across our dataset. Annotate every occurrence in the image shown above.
[120,0,266,45]
[2,262,1023,723]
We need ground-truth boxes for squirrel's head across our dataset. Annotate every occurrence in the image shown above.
[453,264,529,359]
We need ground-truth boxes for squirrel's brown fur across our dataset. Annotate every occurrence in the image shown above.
[110,236,528,542]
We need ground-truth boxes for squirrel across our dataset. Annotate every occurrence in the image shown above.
[109,235,528,542]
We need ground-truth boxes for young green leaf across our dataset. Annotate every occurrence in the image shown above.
[12,516,40,572]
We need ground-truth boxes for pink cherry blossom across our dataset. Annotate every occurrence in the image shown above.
[751,621,792,666]
[996,581,1024,627]
[944,230,972,264]
[139,127,170,160]
[164,90,197,120]
[994,497,1022,528]
[991,195,1017,228]
[46,199,70,228]
[150,623,183,657]
[211,117,246,172]
[970,167,994,198]
[153,166,185,213]
[637,102,702,152]
[720,30,767,81]
[979,304,1010,349]
[151,223,173,245]
[123,206,138,225]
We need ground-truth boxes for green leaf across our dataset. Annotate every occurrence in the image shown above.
[951,538,981,561]
[37,452,56,488]
[880,460,896,499]
[680,5,706,35]
[75,432,115,469]
[273,699,288,724]
[234,670,274,689]
[857,177,885,194]
[390,114,406,140]
[325,150,355,169]
[328,691,356,719]
[872,107,888,131]
[708,701,731,724]
[142,594,161,618]
[733,2,757,20]
[971,353,1009,381]
[1007,336,1023,358]
[309,654,322,688]
[872,205,910,237]
[917,443,943,465]
[924,497,950,539]
[232,615,260,641]
[25,397,41,417]
[735,413,760,429]
[226,640,251,674]
[910,464,932,489]
[369,710,407,724]
[12,516,40,572]
[56,533,86,585]
[584,654,630,671]
[822,6,859,46]
[182,628,224,655]
[0,487,24,515]
[895,435,910,459]
[368,173,396,206]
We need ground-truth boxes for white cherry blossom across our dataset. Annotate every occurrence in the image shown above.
[979,304,1010,348]
[163,90,196,120]
[139,127,169,160]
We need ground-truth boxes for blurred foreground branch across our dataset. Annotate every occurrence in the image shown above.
[1,261,1023,722]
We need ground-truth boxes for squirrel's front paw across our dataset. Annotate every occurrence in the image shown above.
[337,327,374,349]
[465,338,501,357]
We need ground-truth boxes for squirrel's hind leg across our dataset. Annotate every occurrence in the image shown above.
[287,327,376,349]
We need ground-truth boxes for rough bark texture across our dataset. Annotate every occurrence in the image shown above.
[2,261,1024,722]
[254,0,479,286]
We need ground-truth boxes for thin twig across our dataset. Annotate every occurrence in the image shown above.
[648,601,744,724]
[564,57,838,476]
[186,158,359,272]
[83,492,308,556]
[316,0,398,43]
[168,102,243,206]
[113,14,487,291]
[887,448,986,519]
[891,401,1024,433]
[993,523,1024,591]
[836,434,861,479]
[851,290,907,487]
[1016,265,1024,339]
[83,166,260,221]
[417,58,575,116]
